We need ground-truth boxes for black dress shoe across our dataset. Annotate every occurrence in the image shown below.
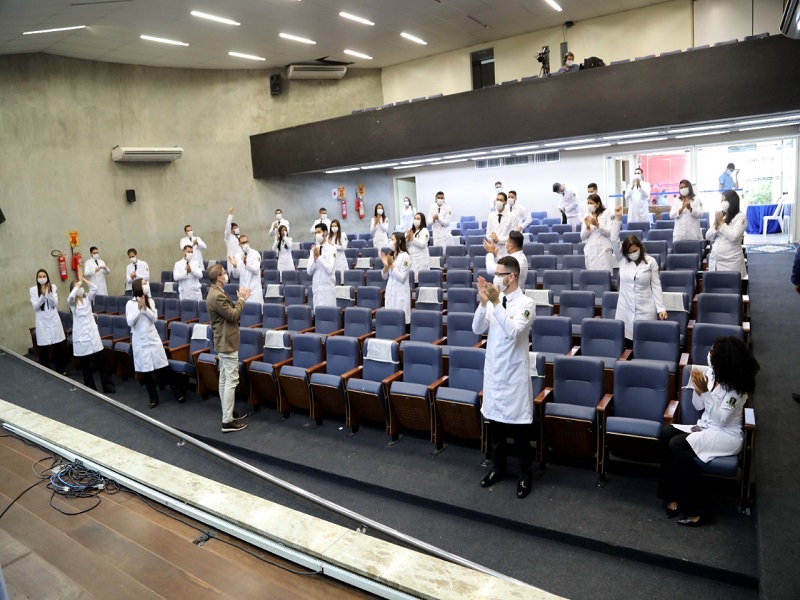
[103,386,116,394]
[516,477,532,499]
[480,470,505,488]
[149,398,159,409]
[666,506,679,519]
[677,516,705,528]
[233,410,248,420]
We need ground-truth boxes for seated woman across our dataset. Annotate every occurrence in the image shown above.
[658,336,760,526]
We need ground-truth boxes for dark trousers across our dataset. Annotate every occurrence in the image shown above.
[38,341,67,374]
[142,367,184,402]
[79,351,114,392]
[488,420,534,478]
[658,425,703,516]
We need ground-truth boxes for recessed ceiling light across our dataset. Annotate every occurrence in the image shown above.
[361,163,399,169]
[443,151,488,159]
[140,35,189,46]
[494,145,538,153]
[401,32,427,45]
[736,114,800,126]
[544,0,563,12]
[738,122,800,132]
[429,159,468,165]
[325,167,360,174]
[617,137,668,145]
[674,131,729,138]
[544,138,596,146]
[480,154,511,159]
[190,11,240,26]
[344,49,373,60]
[564,143,613,150]
[602,131,663,140]
[668,123,730,134]
[24,25,85,35]
[228,52,266,61]
[400,157,440,164]
[339,12,375,26]
[279,32,316,44]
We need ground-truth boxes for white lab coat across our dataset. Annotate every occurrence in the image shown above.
[408,228,431,276]
[625,179,652,223]
[580,210,616,272]
[510,201,532,230]
[173,257,203,301]
[673,369,747,462]
[224,213,241,264]
[670,197,704,242]
[486,209,520,258]
[486,250,528,292]
[472,288,536,424]
[68,283,103,357]
[332,232,349,273]
[269,218,291,238]
[273,236,295,272]
[613,246,666,340]
[231,249,263,304]
[179,235,207,267]
[371,217,390,249]
[83,257,110,296]
[401,206,415,232]
[428,202,454,248]
[558,185,581,227]
[310,217,332,234]
[706,212,747,277]
[382,251,411,324]
[126,297,168,373]
[30,285,66,346]
[125,259,150,292]
[307,242,337,312]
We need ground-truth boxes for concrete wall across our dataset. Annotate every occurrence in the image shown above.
[0,54,383,353]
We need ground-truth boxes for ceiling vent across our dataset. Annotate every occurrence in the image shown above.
[286,64,347,80]
[111,146,183,162]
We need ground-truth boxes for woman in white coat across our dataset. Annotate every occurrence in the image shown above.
[126,279,183,408]
[273,225,295,272]
[30,269,67,373]
[381,232,412,324]
[406,212,431,278]
[611,206,668,340]
[659,336,759,526]
[428,193,454,249]
[69,272,115,393]
[706,190,747,278]
[330,219,349,275]
[400,197,415,232]
[669,180,704,242]
[370,204,390,249]
[580,194,615,272]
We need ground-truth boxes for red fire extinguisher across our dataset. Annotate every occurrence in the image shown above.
[341,197,348,219]
[72,251,83,275]
[58,253,68,280]
[356,197,365,219]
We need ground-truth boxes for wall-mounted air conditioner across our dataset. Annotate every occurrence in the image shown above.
[111,146,183,162]
[286,64,347,80]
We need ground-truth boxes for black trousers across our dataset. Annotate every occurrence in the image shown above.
[658,425,704,516]
[38,341,67,374]
[488,420,535,478]
[142,366,183,402]
[79,351,114,392]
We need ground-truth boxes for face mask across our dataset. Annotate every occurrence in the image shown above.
[493,274,509,293]
[413,219,421,228]
[720,201,730,212]
[728,169,734,174]
[403,200,410,207]
[679,188,690,197]
[320,214,327,220]
[331,226,339,233]
[221,274,229,284]
[241,243,250,253]
[315,233,325,244]
[707,351,712,367]
[129,256,137,264]
[38,277,47,285]
[587,204,597,213]
[75,287,85,298]
[495,186,502,192]
[92,253,99,260]
[565,60,574,67]
[628,250,641,262]
[436,198,443,206]
[142,285,150,296]
[376,209,384,216]
[275,214,282,220]
[634,172,642,179]
[233,227,240,235]
[389,239,396,250]
[186,230,193,238]
[495,201,505,212]
[509,198,516,207]
[185,252,193,260]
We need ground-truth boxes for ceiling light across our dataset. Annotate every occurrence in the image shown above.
[544,0,563,12]
[344,49,373,60]
[668,123,730,134]
[228,52,266,61]
[140,35,188,46]
[736,114,800,126]
[190,11,240,26]
[514,150,549,156]
[340,12,375,26]
[544,138,597,147]
[401,32,427,45]
[494,145,538,153]
[617,137,668,145]
[475,154,511,160]
[564,143,613,150]
[393,165,420,170]
[24,25,86,35]
[279,32,316,44]
[429,159,468,165]
[361,163,399,169]
[738,122,800,132]
[603,131,663,140]
[443,151,488,159]
[674,131,729,138]
[400,157,440,164]
[325,167,360,174]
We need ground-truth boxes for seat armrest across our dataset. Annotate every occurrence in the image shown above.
[427,375,448,393]
[394,333,411,343]
[165,316,180,324]
[247,323,263,329]
[356,332,375,344]
[340,365,363,381]
[432,336,447,346]
[596,393,613,413]
[184,318,199,324]
[619,349,632,361]
[742,321,751,333]
[326,328,345,337]
[298,326,316,334]
[664,399,679,425]
[382,371,404,387]
[272,357,293,375]
[687,319,696,329]
[744,407,756,429]
[307,362,327,375]
[473,339,487,349]
[273,324,289,331]
[190,346,211,365]
[100,334,113,341]
[166,343,190,362]
[112,336,131,346]
[241,353,264,367]
[679,353,689,368]
[534,387,553,407]
[571,345,581,355]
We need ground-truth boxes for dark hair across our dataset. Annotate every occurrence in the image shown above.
[413,212,427,232]
[278,225,289,249]
[392,231,408,254]
[497,255,520,276]
[709,336,760,396]
[552,182,562,193]
[621,235,647,263]
[275,208,282,214]
[564,52,574,60]
[634,167,644,175]
[374,204,386,221]
[587,182,598,190]
[131,278,148,300]
[496,192,507,202]
[508,190,517,197]
[726,162,735,171]
[678,179,695,199]
[508,230,524,250]
[315,222,328,234]
[127,248,137,256]
[231,222,238,230]
[35,269,50,296]
[436,191,444,198]
[722,189,741,225]
[89,246,98,253]
[319,207,327,214]
[183,244,193,251]
[587,193,606,216]
[403,197,414,210]
[207,264,224,284]
[330,219,343,244]
[184,225,192,232]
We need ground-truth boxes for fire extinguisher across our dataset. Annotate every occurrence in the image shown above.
[341,197,348,219]
[356,197,365,219]
[58,253,68,280]
[72,251,83,275]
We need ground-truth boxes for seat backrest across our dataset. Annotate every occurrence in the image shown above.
[622,229,644,243]
[401,341,442,385]
[314,306,343,334]
[578,270,611,296]
[672,240,705,257]
[93,295,108,313]
[361,247,379,258]
[417,270,443,288]
[286,304,313,331]
[239,328,263,360]
[189,324,213,356]
[601,291,619,319]
[530,255,558,273]
[198,300,209,323]
[702,271,741,295]
[523,242,545,256]
[524,270,538,291]
[263,303,286,329]
[111,314,131,339]
[290,333,324,369]
[666,253,701,272]
[654,220,675,230]
[552,355,604,407]
[356,286,382,310]
[262,259,278,270]
[240,302,263,328]
[626,220,651,233]
[223,283,239,299]
[164,297,180,319]
[446,255,470,270]
[343,307,372,337]
[660,270,696,298]
[445,245,466,258]
[153,318,167,341]
[160,270,174,283]
[632,320,680,363]
[691,323,745,364]
[558,291,595,323]
[447,287,477,313]
[580,318,624,359]
[548,242,574,257]
[362,338,400,382]
[531,352,547,398]
[646,229,674,249]
[542,270,572,298]
[149,282,163,297]
[678,366,704,424]
[644,240,668,268]
[365,269,387,289]
[324,335,360,376]
[168,321,192,349]
[259,329,291,364]
[263,270,280,285]
[613,361,670,421]
[343,269,366,287]
[180,299,199,321]
[446,347,485,393]
[562,254,586,271]
[444,269,471,289]
[531,316,572,355]
[538,232,560,245]
[299,271,314,287]
[445,312,482,347]
[410,310,443,343]
[562,232,582,244]
[375,309,406,339]
[697,293,742,325]
[414,287,443,312]
[281,270,301,286]
[283,284,306,306]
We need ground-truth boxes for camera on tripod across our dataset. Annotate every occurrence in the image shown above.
[535,45,550,76]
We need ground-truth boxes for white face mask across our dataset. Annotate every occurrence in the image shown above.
[495,201,505,212]
[493,274,509,293]
[320,214,327,220]
[389,239,396,250]
[495,186,502,192]
[233,227,240,235]
[221,273,229,284]
[587,204,597,213]
[38,277,48,285]
[509,198,516,207]
[679,187,690,197]
[376,209,384,216]
[92,253,99,260]
[436,198,444,206]
[628,250,641,262]
[413,219,421,228]
[129,256,137,264]
[142,285,150,296]
[315,233,325,244]
[707,351,712,367]
[403,200,410,206]
[75,286,85,298]
[720,201,730,212]
[240,243,250,253]
[185,252,193,260]
[275,214,282,220]
[634,172,643,179]
[331,226,339,233]
[565,60,574,67]
[186,230,193,238]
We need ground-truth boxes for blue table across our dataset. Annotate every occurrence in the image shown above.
[746,204,783,234]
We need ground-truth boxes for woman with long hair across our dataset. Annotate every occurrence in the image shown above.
[670,179,703,242]
[580,194,615,272]
[29,268,67,373]
[370,203,390,250]
[273,224,295,272]
[706,189,747,277]
[659,336,760,526]
[381,232,411,324]
[400,197,415,232]
[406,212,431,277]
[68,271,115,393]
[329,218,349,275]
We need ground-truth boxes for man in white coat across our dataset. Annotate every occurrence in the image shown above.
[179,224,207,268]
[83,245,110,296]
[472,256,536,499]
[427,191,454,249]
[229,234,263,305]
[625,167,652,223]
[309,207,331,234]
[553,182,581,229]
[307,222,337,312]
[484,231,528,291]
[508,190,532,231]
[224,208,242,265]
[125,248,150,293]
[486,192,519,259]
[173,245,203,301]
[269,208,291,239]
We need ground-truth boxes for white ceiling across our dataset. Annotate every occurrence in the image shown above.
[0,0,671,70]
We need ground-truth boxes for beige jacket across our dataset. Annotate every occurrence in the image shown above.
[206,283,245,353]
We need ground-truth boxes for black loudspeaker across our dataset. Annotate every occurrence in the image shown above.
[0,207,5,224]
[126,189,136,203]
[269,74,282,96]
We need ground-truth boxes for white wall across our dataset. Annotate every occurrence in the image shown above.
[694,0,784,46]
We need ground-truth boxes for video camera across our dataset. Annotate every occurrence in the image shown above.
[535,45,550,76]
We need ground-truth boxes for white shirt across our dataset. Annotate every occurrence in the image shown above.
[173,257,203,301]
[558,185,581,226]
[68,283,103,357]
[125,259,150,292]
[382,251,411,324]
[509,201,532,230]
[706,212,747,277]
[670,197,704,242]
[427,202,454,248]
[486,250,528,292]
[310,217,331,234]
[273,235,295,272]
[224,213,241,263]
[331,231,349,272]
[401,205,415,231]
[625,178,652,223]
[83,256,110,296]
[486,208,520,258]
[408,228,431,276]
[126,297,169,372]
[472,288,536,424]
[307,241,337,312]
[269,218,291,238]
[179,234,207,266]
[30,284,66,346]
[580,210,616,272]
[371,217,390,248]
[613,244,666,340]
[231,249,263,304]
